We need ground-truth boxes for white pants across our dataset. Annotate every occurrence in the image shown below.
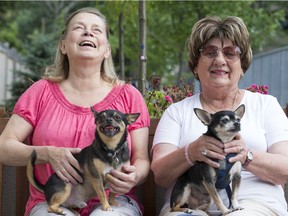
[29,195,142,216]
[160,200,279,216]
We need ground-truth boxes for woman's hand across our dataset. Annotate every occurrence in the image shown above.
[47,147,83,185]
[223,134,247,164]
[106,165,138,194]
[188,135,227,168]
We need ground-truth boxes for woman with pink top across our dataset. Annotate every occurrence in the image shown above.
[0,7,150,216]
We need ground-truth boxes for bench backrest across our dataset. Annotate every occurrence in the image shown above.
[0,108,29,216]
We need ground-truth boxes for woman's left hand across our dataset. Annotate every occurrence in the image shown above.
[106,165,138,194]
[223,134,247,164]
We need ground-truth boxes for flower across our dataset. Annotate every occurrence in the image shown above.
[245,84,269,94]
[145,75,193,118]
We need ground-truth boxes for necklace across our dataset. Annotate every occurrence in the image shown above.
[201,89,240,112]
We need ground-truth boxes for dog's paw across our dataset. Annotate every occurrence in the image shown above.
[102,205,113,211]
[107,207,114,211]
[75,201,87,209]
[184,208,194,214]
[221,210,232,215]
[48,207,66,215]
[232,206,244,211]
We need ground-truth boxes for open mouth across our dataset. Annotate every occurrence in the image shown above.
[227,127,240,133]
[100,125,120,137]
[211,71,228,76]
[79,40,96,48]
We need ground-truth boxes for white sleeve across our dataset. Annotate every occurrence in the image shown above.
[152,104,182,148]
[264,97,288,145]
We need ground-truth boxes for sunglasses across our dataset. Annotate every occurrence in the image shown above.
[199,45,241,62]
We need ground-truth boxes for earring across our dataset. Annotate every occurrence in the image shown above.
[194,73,199,79]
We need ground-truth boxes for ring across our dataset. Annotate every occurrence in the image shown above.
[57,168,66,172]
[239,147,244,153]
[201,149,208,156]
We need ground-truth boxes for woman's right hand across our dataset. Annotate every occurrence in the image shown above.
[188,135,226,168]
[47,147,83,185]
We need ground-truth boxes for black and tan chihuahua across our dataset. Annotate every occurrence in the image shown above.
[27,108,140,215]
[170,104,245,215]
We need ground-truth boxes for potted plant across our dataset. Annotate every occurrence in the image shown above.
[144,75,193,119]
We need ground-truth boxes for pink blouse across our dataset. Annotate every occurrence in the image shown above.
[13,79,150,216]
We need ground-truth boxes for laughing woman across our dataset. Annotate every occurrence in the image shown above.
[0,7,150,216]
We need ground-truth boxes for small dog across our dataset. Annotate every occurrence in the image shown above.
[170,104,245,215]
[27,108,140,215]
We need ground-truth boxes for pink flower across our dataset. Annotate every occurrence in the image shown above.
[246,84,269,94]
[164,95,173,103]
[251,84,257,89]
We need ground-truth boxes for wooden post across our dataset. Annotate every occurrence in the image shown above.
[119,12,125,79]
[138,0,147,94]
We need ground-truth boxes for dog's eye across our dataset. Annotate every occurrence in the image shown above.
[114,114,121,121]
[220,117,229,124]
[97,115,106,122]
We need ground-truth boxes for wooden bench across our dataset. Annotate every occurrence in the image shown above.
[0,104,287,216]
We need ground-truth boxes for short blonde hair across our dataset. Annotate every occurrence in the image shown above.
[187,16,252,79]
[43,7,119,84]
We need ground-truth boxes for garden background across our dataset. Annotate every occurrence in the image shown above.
[0,0,288,113]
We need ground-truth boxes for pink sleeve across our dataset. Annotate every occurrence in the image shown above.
[13,80,49,127]
[120,84,150,131]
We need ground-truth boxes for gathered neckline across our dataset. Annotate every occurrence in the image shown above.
[49,81,125,114]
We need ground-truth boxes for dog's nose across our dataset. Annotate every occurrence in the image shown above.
[234,122,240,127]
[107,118,113,123]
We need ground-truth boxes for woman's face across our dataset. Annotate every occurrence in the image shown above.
[60,12,110,62]
[195,38,243,89]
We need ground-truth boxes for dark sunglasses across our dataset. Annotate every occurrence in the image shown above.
[199,45,241,62]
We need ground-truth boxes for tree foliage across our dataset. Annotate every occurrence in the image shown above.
[0,0,287,111]
[145,1,285,83]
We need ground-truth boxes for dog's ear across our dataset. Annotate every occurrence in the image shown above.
[194,108,212,126]
[125,113,140,125]
[234,104,245,119]
[90,107,98,117]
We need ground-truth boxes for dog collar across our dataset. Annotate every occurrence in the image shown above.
[107,142,127,169]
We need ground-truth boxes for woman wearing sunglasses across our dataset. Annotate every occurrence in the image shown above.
[151,16,288,216]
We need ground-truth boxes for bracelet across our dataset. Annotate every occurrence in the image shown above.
[185,143,194,166]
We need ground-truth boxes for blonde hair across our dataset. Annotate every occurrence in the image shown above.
[43,7,119,84]
[187,16,252,79]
